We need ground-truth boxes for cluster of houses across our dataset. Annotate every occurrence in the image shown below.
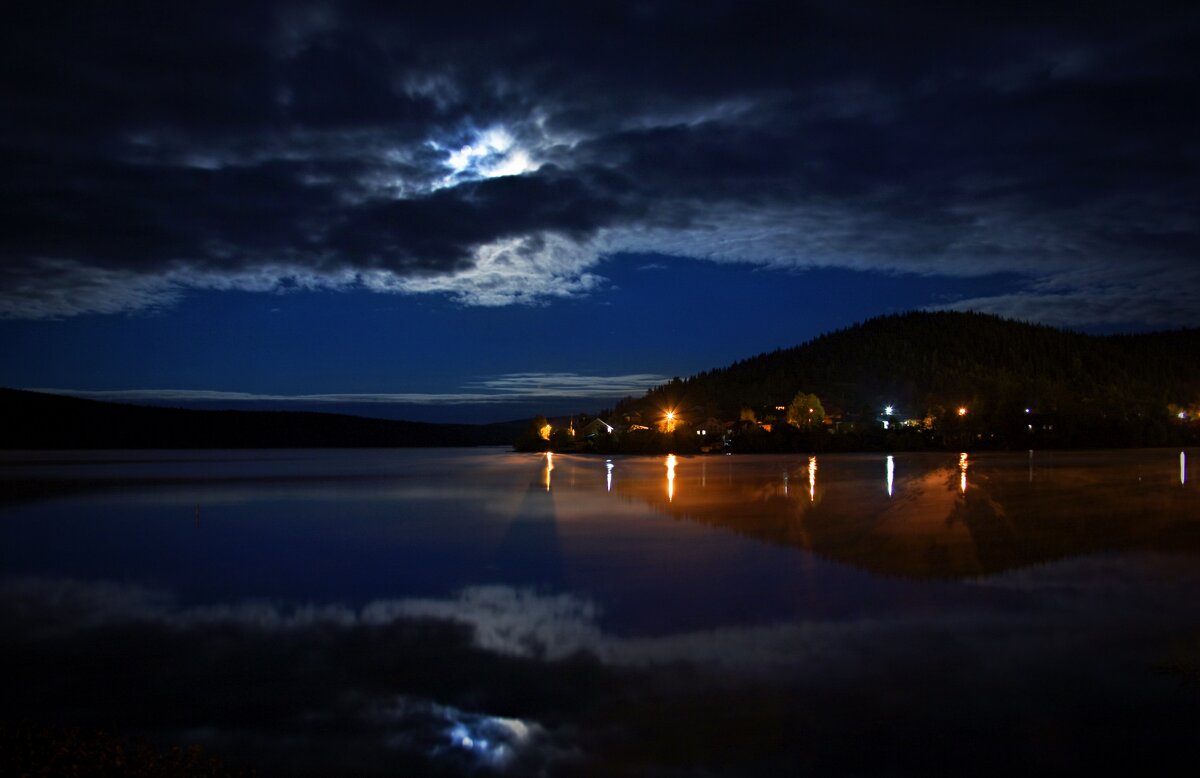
[553,403,927,454]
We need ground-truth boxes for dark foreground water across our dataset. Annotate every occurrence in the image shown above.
[2,448,1199,775]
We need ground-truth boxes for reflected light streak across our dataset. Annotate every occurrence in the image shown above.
[959,452,969,494]
[544,452,553,492]
[886,455,894,497]
[606,459,613,492]
[666,454,677,502]
[808,456,817,502]
[783,470,788,497]
[1183,451,1187,486]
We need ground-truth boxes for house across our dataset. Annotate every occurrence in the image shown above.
[579,417,616,439]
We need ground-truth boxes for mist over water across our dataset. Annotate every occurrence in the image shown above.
[2,448,1199,775]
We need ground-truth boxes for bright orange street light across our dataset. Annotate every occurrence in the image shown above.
[957,407,968,416]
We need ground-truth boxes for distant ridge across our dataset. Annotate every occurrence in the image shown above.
[0,389,525,449]
[619,311,1200,449]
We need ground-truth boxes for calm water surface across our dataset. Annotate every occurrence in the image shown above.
[2,448,1199,775]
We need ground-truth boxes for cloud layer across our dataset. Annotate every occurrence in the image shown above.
[3,2,1198,324]
[28,371,669,405]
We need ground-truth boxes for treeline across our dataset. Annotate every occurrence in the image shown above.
[515,423,711,455]
[612,311,1200,450]
[0,389,525,449]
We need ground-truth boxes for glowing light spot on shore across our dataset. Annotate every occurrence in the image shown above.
[666,454,677,502]
[958,407,968,416]
[959,452,969,493]
[808,456,817,502]
[886,455,894,497]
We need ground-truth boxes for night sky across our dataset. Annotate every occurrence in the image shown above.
[3,2,1198,422]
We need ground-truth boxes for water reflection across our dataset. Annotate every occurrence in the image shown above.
[3,449,1200,775]
[612,450,1200,579]
[7,570,1200,776]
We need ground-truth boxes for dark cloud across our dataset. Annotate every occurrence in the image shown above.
[2,1,1198,322]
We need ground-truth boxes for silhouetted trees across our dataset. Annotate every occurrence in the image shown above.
[611,311,1200,451]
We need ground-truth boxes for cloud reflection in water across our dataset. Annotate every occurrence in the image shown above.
[3,551,1200,775]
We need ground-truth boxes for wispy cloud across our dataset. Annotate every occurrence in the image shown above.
[28,372,669,406]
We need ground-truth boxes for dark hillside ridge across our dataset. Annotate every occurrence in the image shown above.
[619,311,1200,449]
[0,389,524,449]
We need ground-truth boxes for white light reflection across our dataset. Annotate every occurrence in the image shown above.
[808,456,817,502]
[666,454,677,502]
[959,452,969,494]
[544,452,553,492]
[783,470,789,496]
[1183,451,1187,486]
[606,459,613,492]
[886,455,894,497]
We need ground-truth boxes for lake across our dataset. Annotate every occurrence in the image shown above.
[2,447,1199,775]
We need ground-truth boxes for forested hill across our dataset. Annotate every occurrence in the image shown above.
[619,311,1200,447]
[0,389,525,449]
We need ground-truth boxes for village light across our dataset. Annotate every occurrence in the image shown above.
[884,405,893,416]
[958,407,968,416]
